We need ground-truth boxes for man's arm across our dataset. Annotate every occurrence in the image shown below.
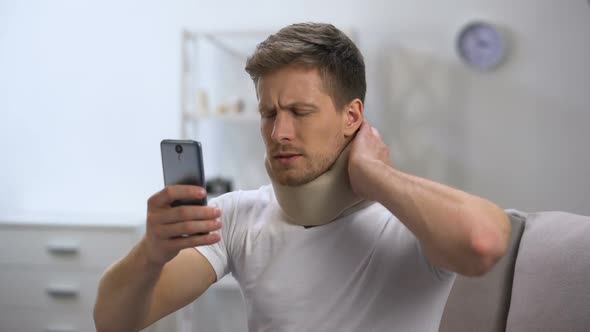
[94,185,222,332]
[349,121,510,276]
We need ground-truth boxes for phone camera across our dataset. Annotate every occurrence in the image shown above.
[175,144,183,154]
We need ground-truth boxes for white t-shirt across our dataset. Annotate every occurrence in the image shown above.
[197,185,455,332]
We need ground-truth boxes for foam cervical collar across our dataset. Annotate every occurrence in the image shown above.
[266,143,370,227]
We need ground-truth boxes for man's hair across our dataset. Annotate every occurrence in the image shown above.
[245,22,366,110]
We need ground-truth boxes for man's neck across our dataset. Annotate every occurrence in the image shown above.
[267,143,366,227]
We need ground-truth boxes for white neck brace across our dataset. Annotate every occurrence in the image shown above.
[266,143,369,227]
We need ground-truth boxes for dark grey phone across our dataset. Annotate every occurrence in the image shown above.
[161,139,207,207]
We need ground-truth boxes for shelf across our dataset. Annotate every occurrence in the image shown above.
[183,111,260,123]
[181,29,268,139]
[0,212,144,228]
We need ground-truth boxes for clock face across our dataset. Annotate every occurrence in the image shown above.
[457,22,506,70]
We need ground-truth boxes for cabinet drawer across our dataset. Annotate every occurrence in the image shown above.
[0,227,139,270]
[0,308,157,332]
[0,307,96,332]
[0,268,101,310]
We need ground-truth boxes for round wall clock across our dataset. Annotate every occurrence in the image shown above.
[456,21,507,70]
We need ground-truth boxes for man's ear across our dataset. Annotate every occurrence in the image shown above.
[342,98,364,137]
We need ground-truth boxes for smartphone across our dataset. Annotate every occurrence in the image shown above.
[161,139,207,207]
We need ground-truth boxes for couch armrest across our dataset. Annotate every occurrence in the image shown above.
[506,211,590,331]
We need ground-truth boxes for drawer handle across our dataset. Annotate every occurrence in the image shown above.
[44,328,76,332]
[46,284,80,298]
[46,241,80,255]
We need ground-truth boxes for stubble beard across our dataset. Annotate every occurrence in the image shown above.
[271,150,337,187]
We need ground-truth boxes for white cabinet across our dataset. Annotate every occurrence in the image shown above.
[0,216,169,332]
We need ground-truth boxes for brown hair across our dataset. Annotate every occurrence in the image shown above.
[245,22,366,110]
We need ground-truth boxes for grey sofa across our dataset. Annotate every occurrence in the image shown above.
[439,209,590,331]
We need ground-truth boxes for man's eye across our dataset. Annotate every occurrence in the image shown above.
[292,109,310,117]
[260,111,276,118]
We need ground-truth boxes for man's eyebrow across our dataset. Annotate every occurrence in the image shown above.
[282,102,318,110]
[258,102,318,113]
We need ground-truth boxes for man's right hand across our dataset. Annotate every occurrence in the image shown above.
[142,185,222,267]
[94,184,221,332]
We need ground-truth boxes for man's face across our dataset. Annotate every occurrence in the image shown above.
[258,65,348,186]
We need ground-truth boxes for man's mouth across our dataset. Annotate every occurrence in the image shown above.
[273,153,303,165]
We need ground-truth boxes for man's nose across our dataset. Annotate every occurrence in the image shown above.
[271,111,295,142]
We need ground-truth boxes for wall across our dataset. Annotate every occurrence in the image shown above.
[1,0,589,218]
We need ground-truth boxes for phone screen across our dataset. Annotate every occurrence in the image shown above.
[161,139,207,206]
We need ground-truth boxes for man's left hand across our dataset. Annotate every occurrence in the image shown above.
[348,120,394,201]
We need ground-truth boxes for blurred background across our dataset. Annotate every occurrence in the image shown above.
[2,0,589,217]
[0,0,589,331]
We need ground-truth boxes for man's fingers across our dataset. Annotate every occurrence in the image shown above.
[148,185,207,208]
[358,120,381,140]
[170,205,221,224]
[371,126,381,138]
[157,219,222,238]
[359,119,371,133]
[148,205,221,226]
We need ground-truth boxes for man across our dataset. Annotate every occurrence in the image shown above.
[94,23,510,331]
